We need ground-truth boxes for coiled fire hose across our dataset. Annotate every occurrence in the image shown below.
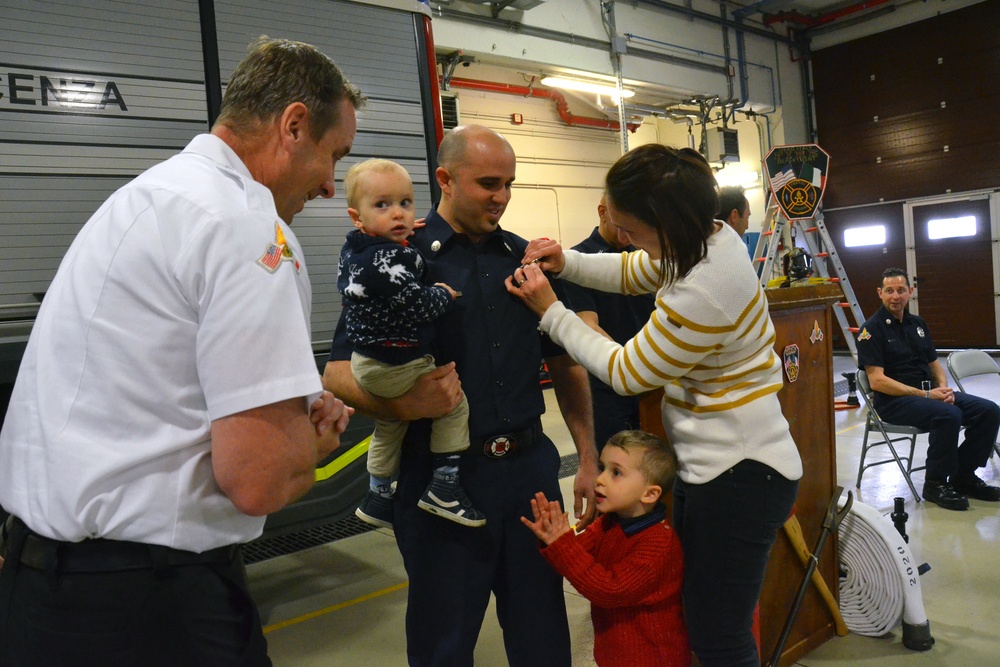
[837,498,934,650]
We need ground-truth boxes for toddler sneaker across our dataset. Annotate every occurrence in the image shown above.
[417,474,486,527]
[355,489,395,529]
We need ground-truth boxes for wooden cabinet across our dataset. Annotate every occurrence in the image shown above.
[760,283,842,666]
[639,283,842,666]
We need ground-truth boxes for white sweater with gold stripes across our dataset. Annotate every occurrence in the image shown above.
[541,224,803,485]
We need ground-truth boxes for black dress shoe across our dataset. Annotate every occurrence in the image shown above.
[922,480,969,510]
[951,474,1000,502]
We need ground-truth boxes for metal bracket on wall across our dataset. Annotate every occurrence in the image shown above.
[491,1,517,18]
[438,50,476,91]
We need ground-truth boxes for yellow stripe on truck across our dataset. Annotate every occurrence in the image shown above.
[315,435,371,482]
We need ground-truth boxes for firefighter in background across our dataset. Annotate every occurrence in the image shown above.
[562,196,656,451]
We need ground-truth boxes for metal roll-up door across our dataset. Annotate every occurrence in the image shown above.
[0,0,207,381]
[213,0,434,350]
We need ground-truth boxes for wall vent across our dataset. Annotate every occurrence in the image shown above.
[707,127,740,163]
[441,92,460,130]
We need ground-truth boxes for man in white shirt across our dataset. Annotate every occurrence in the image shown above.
[0,37,361,666]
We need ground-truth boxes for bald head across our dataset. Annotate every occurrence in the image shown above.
[437,125,512,172]
[435,125,516,241]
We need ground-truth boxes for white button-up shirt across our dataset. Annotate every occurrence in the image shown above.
[0,134,322,551]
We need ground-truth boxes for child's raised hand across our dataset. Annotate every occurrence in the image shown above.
[520,491,571,545]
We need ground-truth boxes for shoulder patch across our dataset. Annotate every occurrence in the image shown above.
[857,327,871,341]
[257,222,300,273]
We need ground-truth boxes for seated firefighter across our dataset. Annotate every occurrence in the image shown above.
[857,267,1000,510]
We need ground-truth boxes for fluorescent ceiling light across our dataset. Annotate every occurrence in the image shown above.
[843,225,886,248]
[540,76,635,98]
[927,215,976,240]
[715,169,760,188]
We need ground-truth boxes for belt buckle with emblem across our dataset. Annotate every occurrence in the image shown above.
[485,434,517,458]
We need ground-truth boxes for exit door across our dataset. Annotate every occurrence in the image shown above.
[908,196,997,347]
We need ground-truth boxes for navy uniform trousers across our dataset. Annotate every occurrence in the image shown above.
[0,518,269,667]
[394,425,570,667]
[875,391,1000,480]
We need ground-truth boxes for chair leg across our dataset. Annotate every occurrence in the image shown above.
[877,425,922,502]
[856,425,872,490]
[856,416,922,502]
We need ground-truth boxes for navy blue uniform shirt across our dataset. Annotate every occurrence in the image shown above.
[561,228,655,447]
[330,208,565,444]
[857,304,937,394]
[561,228,655,351]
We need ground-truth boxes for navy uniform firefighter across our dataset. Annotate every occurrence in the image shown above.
[562,195,656,450]
[0,37,360,665]
[323,124,598,666]
[857,267,1000,510]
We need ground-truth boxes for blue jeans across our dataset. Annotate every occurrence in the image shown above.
[875,391,1000,480]
[673,459,798,667]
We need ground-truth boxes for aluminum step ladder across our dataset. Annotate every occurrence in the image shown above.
[752,198,866,363]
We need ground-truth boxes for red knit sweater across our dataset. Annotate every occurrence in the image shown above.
[541,512,690,667]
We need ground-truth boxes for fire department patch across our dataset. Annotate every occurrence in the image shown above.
[783,344,800,383]
[857,328,871,341]
[764,143,830,221]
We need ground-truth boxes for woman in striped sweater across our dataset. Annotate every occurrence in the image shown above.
[507,144,802,667]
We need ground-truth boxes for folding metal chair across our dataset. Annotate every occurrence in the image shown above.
[947,349,1000,460]
[855,369,927,502]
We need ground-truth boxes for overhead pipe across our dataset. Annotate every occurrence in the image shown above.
[446,76,640,133]
[624,0,795,44]
[433,7,727,75]
[763,0,894,27]
[622,33,779,112]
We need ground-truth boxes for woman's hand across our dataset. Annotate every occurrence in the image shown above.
[521,238,566,274]
[504,262,558,318]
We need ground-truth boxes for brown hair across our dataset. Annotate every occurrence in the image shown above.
[718,185,749,218]
[604,144,718,287]
[605,430,678,493]
[214,36,366,141]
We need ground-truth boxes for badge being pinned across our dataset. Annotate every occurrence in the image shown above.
[783,343,800,383]
[257,222,300,273]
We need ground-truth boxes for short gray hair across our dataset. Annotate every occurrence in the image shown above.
[215,36,365,141]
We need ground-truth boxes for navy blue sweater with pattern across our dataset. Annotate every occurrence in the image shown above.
[337,229,452,365]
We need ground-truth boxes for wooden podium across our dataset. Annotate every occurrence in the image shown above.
[639,283,843,666]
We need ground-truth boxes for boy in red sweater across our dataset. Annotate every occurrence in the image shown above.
[522,430,690,667]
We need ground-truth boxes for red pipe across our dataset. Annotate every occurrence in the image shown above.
[423,16,445,148]
[764,0,893,27]
[446,77,639,133]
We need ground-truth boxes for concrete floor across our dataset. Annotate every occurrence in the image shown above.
[249,353,1000,666]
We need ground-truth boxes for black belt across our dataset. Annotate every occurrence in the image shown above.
[10,517,239,573]
[479,419,543,459]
